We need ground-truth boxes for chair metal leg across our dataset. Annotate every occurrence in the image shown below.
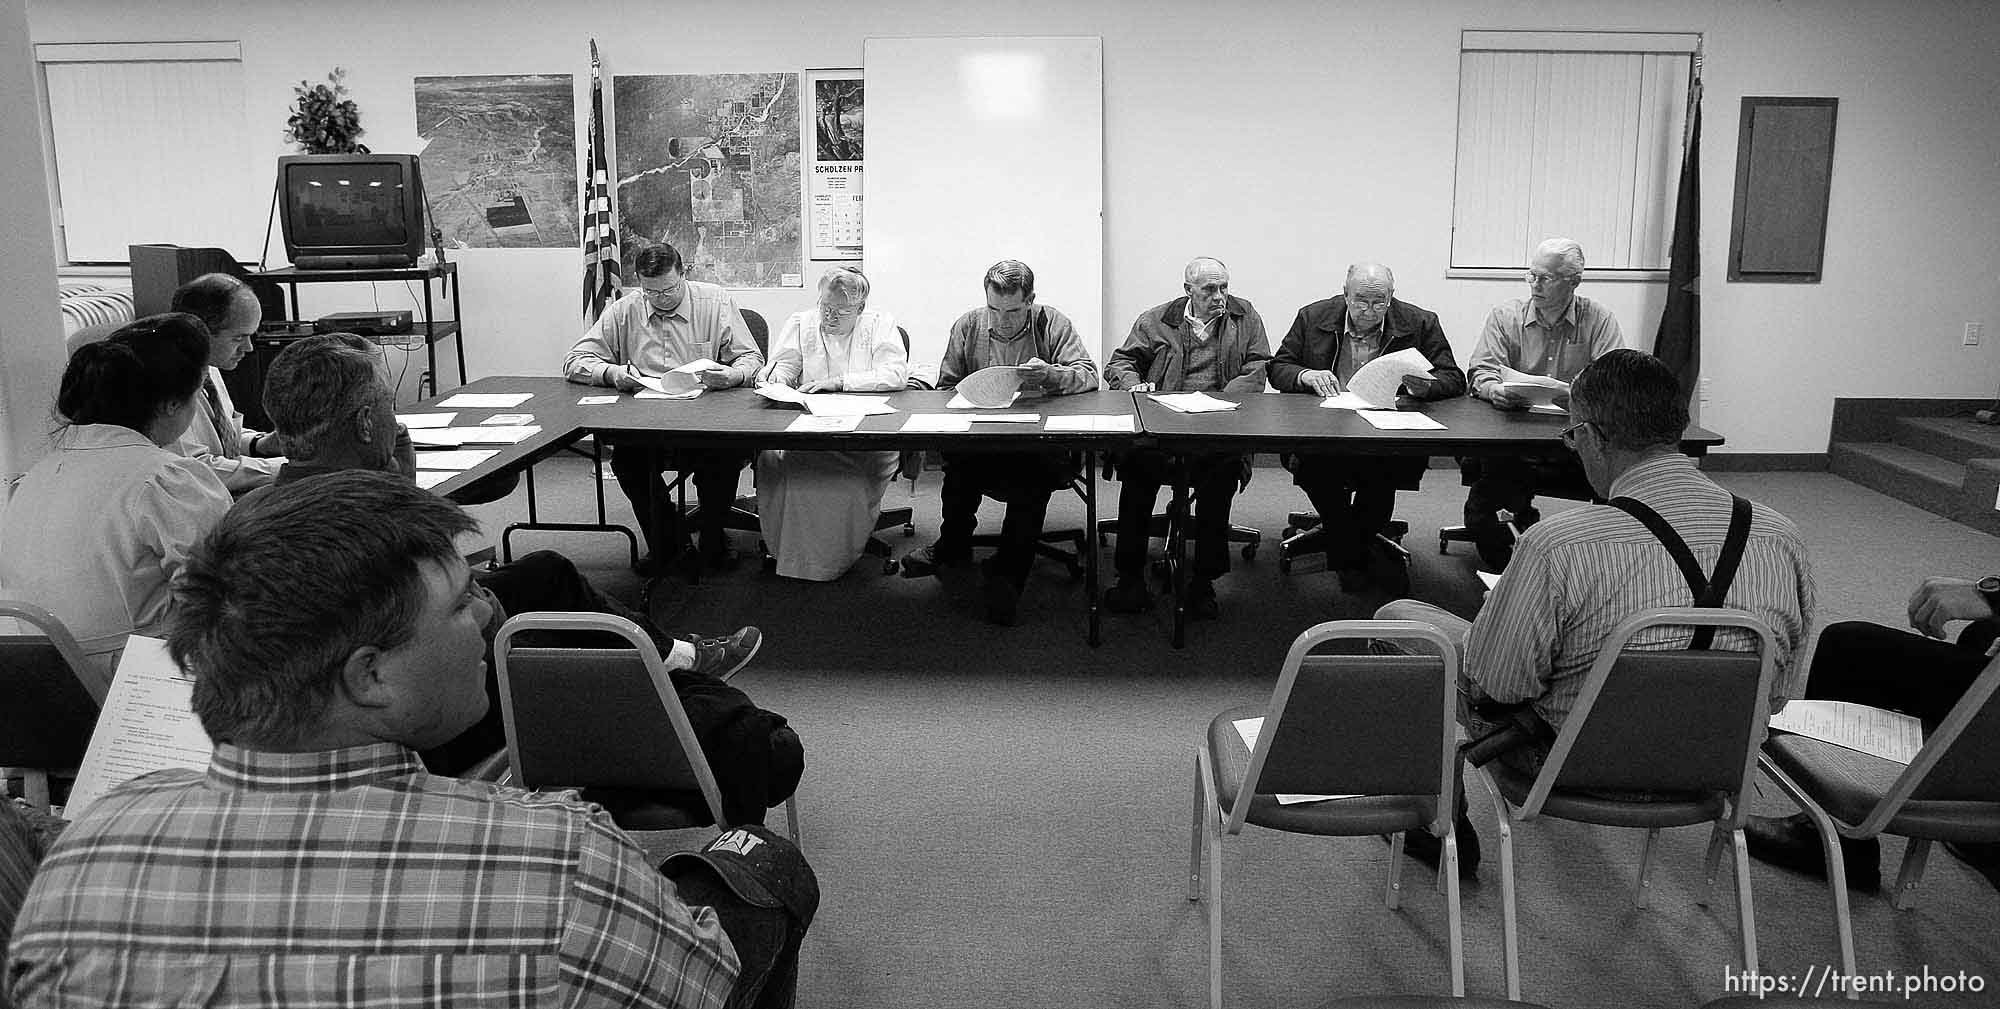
[1481,769,1524,1002]
[1444,832,1466,997]
[21,769,50,810]
[1636,827,1660,908]
[1731,826,1760,975]
[1201,751,1225,1009]
[1761,758,1860,979]
[1699,822,1728,907]
[1893,838,1931,911]
[1189,750,1208,902]
[1384,832,1405,909]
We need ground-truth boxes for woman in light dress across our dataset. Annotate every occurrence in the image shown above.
[755,266,909,580]
[0,314,231,695]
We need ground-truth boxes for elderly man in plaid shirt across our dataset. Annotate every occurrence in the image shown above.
[5,471,816,1009]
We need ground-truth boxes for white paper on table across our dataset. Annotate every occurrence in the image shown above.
[1498,366,1570,408]
[63,636,214,820]
[1528,404,1569,416]
[1149,391,1239,413]
[953,366,1025,408]
[482,413,534,426]
[635,387,703,400]
[396,412,456,428]
[409,426,541,447]
[804,394,896,416]
[410,449,499,471]
[1358,410,1446,431]
[414,470,455,489]
[1319,391,1380,411]
[1344,347,1436,409]
[948,390,1020,409]
[437,392,533,408]
[578,395,619,406]
[1044,415,1134,432]
[754,383,810,406]
[1769,700,1925,764]
[786,414,863,433]
[970,414,1040,424]
[902,414,973,433]
[1231,717,1358,804]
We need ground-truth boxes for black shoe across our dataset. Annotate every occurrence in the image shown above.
[1946,841,2000,892]
[632,552,669,578]
[1187,578,1220,621]
[982,575,1021,626]
[1335,565,1372,594]
[899,543,970,578]
[1744,813,1881,891]
[1390,812,1481,879]
[1103,576,1154,614]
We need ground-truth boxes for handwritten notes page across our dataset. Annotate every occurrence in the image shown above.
[63,636,214,819]
[1231,717,1358,804]
[1769,700,1925,764]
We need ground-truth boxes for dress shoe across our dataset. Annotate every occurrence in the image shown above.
[1388,811,1481,879]
[898,542,970,578]
[1103,576,1154,614]
[1187,577,1220,621]
[1946,841,2000,892]
[1744,812,1880,891]
[982,575,1022,626]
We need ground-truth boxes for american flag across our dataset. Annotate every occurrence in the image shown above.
[581,39,619,325]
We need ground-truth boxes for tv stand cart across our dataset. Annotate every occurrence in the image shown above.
[252,262,464,397]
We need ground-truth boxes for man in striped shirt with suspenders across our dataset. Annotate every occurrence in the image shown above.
[1380,350,1816,875]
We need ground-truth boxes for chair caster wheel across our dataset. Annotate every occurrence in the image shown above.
[903,523,915,537]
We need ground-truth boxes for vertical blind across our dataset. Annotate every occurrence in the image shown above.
[1451,32,1696,272]
[38,42,257,264]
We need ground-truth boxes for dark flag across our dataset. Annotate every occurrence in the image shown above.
[1654,67,1702,400]
[582,40,620,325]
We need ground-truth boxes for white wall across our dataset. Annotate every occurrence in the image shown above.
[0,0,66,484]
[19,0,2000,454]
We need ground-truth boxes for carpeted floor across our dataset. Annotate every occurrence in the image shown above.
[459,454,2000,1008]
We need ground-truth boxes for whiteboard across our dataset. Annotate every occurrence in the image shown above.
[862,36,1103,377]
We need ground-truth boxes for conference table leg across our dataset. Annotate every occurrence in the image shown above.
[1084,451,1100,647]
[1167,456,1191,650]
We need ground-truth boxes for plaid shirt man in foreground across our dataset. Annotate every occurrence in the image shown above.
[6,470,815,1009]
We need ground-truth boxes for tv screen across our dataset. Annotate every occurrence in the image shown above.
[277,154,429,270]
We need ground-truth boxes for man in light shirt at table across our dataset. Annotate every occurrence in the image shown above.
[565,242,765,575]
[167,273,287,493]
[1461,237,1625,569]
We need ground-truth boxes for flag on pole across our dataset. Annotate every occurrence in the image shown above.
[582,39,620,325]
[1653,53,1702,401]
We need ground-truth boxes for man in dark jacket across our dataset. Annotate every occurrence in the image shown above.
[1270,263,1466,591]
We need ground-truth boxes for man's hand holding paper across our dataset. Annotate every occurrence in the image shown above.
[1320,347,1435,410]
[1493,365,1569,410]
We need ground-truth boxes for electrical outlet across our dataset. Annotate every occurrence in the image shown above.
[1967,322,1984,346]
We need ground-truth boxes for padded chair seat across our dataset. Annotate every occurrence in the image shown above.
[1764,732,2000,842]
[1207,705,1435,836]
[1483,755,1724,829]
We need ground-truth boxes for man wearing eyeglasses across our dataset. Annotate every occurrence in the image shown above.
[566,243,764,575]
[1460,237,1626,569]
[1270,263,1465,592]
[1376,349,1814,876]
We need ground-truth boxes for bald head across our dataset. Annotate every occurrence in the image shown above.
[1342,262,1395,332]
[1183,258,1231,321]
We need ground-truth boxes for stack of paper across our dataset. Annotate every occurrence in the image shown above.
[1498,366,1569,411]
[1150,392,1239,413]
[438,392,533,409]
[754,383,898,416]
[1231,717,1358,804]
[1318,347,1437,410]
[1357,410,1445,431]
[63,636,213,819]
[948,390,1019,409]
[952,365,1025,408]
[1769,700,1924,764]
[902,414,973,433]
[1045,415,1134,433]
[640,358,725,396]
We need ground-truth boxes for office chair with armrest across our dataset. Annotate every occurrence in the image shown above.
[1192,620,1467,1007]
[1476,608,1778,1001]
[1093,454,1262,565]
[1756,651,2000,985]
[0,602,104,811]
[493,611,801,844]
[1438,456,1594,566]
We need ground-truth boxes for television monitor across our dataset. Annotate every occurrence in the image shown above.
[277,154,430,270]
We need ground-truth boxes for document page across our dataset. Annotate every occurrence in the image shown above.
[408,449,499,471]
[1344,347,1435,409]
[1769,700,1925,764]
[1358,410,1445,431]
[408,426,541,447]
[902,414,973,433]
[1149,392,1239,413]
[438,392,533,408]
[804,394,897,416]
[786,414,863,433]
[634,375,702,399]
[1497,366,1569,408]
[1044,415,1134,432]
[1230,717,1357,804]
[948,390,1020,410]
[953,365,1025,408]
[64,636,214,819]
[414,471,455,489]
[396,412,456,428]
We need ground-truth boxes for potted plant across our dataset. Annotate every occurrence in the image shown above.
[284,67,369,154]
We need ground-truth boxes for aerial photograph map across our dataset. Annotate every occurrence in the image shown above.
[613,72,802,287]
[414,74,578,249]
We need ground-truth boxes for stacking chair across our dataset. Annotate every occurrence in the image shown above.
[1191,620,1466,1007]
[1755,651,2000,984]
[493,612,801,843]
[0,602,103,811]
[1475,608,1778,1001]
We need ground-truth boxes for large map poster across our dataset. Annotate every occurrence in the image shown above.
[413,74,577,249]
[613,72,803,287]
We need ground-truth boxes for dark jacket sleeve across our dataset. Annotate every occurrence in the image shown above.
[1408,308,1466,401]
[936,313,976,390]
[1223,304,1272,394]
[1105,314,1157,390]
[1269,307,1316,393]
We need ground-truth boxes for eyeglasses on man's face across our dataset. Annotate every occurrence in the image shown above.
[1558,420,1595,446]
[1527,270,1579,287]
[819,301,862,320]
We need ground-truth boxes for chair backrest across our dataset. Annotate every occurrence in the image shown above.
[0,602,103,774]
[1853,651,2000,830]
[740,308,768,356]
[493,612,728,825]
[1228,620,1459,836]
[63,320,123,357]
[1525,608,1778,819]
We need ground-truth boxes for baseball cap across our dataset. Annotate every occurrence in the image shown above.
[661,824,819,925]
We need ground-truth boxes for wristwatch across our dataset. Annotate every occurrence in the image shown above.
[1978,576,2000,615]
